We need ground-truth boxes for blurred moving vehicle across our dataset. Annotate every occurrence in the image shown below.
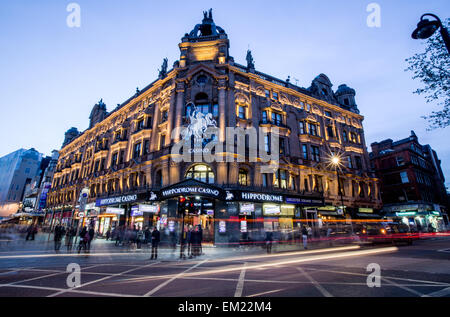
[357,222,414,245]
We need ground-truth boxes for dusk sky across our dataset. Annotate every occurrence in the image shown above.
[0,0,449,187]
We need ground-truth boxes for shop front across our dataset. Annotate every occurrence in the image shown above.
[147,179,325,247]
[383,204,447,233]
[95,193,149,231]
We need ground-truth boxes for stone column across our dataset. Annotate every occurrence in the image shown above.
[169,161,180,184]
[217,162,227,185]
[218,79,227,143]
[165,87,177,146]
[228,162,239,186]
[150,100,161,152]
[173,82,186,143]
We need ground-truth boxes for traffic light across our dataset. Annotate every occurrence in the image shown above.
[178,196,186,216]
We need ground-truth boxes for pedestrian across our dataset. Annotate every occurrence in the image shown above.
[192,226,200,256]
[326,227,333,247]
[197,225,203,255]
[187,225,193,258]
[54,225,64,252]
[137,228,144,249]
[144,227,151,245]
[87,226,95,252]
[106,228,111,241]
[25,224,35,241]
[150,227,160,260]
[302,225,308,249]
[78,226,88,253]
[265,230,273,254]
[180,225,188,259]
[65,226,75,252]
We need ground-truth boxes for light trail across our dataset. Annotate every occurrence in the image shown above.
[119,246,399,285]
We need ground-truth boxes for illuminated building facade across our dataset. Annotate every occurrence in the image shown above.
[46,11,381,244]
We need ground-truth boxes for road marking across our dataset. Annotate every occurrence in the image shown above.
[0,283,135,297]
[144,260,207,297]
[248,289,284,297]
[424,286,450,297]
[307,267,449,286]
[382,277,426,297]
[437,249,450,253]
[234,262,247,297]
[46,261,161,297]
[297,267,333,297]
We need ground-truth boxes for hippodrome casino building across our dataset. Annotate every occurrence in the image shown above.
[45,10,382,245]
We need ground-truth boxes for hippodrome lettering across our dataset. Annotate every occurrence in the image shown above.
[241,192,283,202]
[162,187,220,197]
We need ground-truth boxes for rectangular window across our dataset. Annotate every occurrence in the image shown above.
[280,138,285,155]
[272,112,282,126]
[262,174,268,187]
[161,111,168,123]
[264,135,270,153]
[302,144,308,160]
[133,143,141,159]
[262,111,268,123]
[213,104,219,117]
[311,146,320,162]
[355,156,362,170]
[265,89,270,98]
[400,172,409,184]
[327,126,334,138]
[347,156,353,169]
[159,134,165,150]
[299,121,305,134]
[343,131,348,142]
[143,140,150,155]
[119,151,124,164]
[308,123,318,136]
[238,106,246,119]
[396,156,405,166]
[273,92,278,100]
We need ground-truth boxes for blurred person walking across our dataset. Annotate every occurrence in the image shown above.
[265,230,273,254]
[54,225,65,252]
[65,226,76,252]
[87,226,95,252]
[150,227,160,260]
[302,225,308,249]
[77,226,88,253]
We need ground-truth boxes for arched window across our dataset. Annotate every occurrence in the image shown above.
[238,169,249,186]
[185,164,215,184]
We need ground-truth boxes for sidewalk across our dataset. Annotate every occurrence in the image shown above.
[0,232,361,262]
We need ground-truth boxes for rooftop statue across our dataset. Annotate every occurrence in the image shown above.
[159,58,168,79]
[246,49,255,69]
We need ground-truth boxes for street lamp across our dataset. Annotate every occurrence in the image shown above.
[412,13,450,54]
[330,155,345,213]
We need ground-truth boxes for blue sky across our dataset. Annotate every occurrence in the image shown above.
[0,0,449,188]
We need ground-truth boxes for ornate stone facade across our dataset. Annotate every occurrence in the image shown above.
[46,11,381,240]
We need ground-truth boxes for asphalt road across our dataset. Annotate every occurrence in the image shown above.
[0,238,449,297]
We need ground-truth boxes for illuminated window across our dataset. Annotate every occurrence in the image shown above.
[185,165,215,184]
[239,169,249,186]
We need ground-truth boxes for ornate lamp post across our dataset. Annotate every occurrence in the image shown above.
[412,13,450,54]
